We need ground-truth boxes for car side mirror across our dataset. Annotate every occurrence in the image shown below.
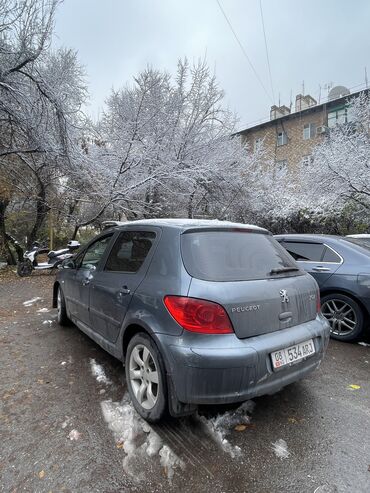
[59,258,76,270]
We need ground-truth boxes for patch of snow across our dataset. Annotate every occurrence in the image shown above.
[358,341,370,347]
[37,307,50,313]
[101,396,184,482]
[61,361,67,366]
[23,297,42,306]
[198,400,255,458]
[62,417,71,429]
[68,429,81,440]
[159,445,185,482]
[271,439,290,459]
[90,358,111,385]
[42,320,53,325]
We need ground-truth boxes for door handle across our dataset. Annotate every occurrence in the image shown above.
[312,266,331,272]
[119,285,131,296]
[82,273,94,286]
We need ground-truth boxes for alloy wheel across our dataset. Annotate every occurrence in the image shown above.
[321,299,357,336]
[129,344,159,410]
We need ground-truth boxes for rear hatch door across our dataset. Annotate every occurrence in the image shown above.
[182,229,318,339]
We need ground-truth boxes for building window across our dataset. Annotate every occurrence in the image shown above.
[254,137,262,151]
[303,123,316,140]
[302,155,313,166]
[327,106,353,128]
[277,131,287,146]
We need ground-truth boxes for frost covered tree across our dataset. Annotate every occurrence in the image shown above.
[67,59,285,236]
[298,93,370,219]
[0,0,88,253]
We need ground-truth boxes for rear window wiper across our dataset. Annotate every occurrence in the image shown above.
[269,266,300,275]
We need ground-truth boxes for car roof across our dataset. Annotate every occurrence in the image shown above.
[274,234,344,242]
[104,218,268,233]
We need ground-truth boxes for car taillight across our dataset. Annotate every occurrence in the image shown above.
[316,289,321,313]
[163,295,234,334]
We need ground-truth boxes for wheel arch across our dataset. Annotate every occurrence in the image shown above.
[122,324,152,360]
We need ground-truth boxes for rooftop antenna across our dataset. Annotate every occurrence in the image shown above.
[318,84,322,103]
[289,89,293,110]
[324,82,333,97]
[278,92,280,106]
[302,80,305,95]
[365,67,368,89]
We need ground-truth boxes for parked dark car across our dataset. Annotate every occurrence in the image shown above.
[275,234,370,342]
[53,219,329,422]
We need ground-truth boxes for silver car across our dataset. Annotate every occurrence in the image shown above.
[54,219,330,422]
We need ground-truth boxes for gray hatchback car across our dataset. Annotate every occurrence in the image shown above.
[53,219,330,422]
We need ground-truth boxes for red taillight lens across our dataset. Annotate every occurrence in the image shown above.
[316,289,321,313]
[163,296,234,334]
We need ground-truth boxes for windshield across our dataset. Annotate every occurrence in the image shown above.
[181,230,302,282]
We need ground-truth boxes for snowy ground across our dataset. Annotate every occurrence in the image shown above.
[0,274,369,492]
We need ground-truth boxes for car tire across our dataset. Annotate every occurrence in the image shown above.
[125,332,167,422]
[17,261,33,277]
[321,293,364,342]
[57,286,70,326]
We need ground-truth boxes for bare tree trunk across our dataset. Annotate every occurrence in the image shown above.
[0,199,15,264]
[27,184,49,248]
[71,224,79,240]
[187,190,195,218]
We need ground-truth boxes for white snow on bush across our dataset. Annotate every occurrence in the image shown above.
[23,297,42,306]
[271,438,290,459]
[198,400,255,458]
[90,358,111,385]
[101,396,185,483]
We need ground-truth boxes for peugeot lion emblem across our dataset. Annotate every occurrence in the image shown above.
[280,289,289,303]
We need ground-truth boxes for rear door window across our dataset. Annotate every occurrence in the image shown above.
[322,247,341,263]
[281,241,325,261]
[104,231,156,272]
[181,231,301,282]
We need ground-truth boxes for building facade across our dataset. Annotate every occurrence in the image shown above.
[237,87,367,171]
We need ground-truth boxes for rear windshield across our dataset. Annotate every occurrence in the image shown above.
[181,231,302,281]
[344,238,370,252]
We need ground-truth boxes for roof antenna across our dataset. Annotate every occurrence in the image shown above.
[302,80,305,96]
[365,67,368,89]
[318,84,321,104]
[289,89,292,110]
[278,92,280,106]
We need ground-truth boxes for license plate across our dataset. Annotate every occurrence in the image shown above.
[271,339,315,369]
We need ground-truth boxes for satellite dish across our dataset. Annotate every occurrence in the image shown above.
[328,85,350,101]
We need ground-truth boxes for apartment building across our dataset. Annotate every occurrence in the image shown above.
[237,85,368,171]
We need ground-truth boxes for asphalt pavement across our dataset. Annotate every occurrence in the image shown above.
[0,273,369,493]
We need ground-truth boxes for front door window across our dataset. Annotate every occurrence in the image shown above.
[80,235,113,270]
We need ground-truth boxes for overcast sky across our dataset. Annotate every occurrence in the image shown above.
[53,0,370,129]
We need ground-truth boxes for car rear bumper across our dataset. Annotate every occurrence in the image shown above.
[157,315,330,405]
